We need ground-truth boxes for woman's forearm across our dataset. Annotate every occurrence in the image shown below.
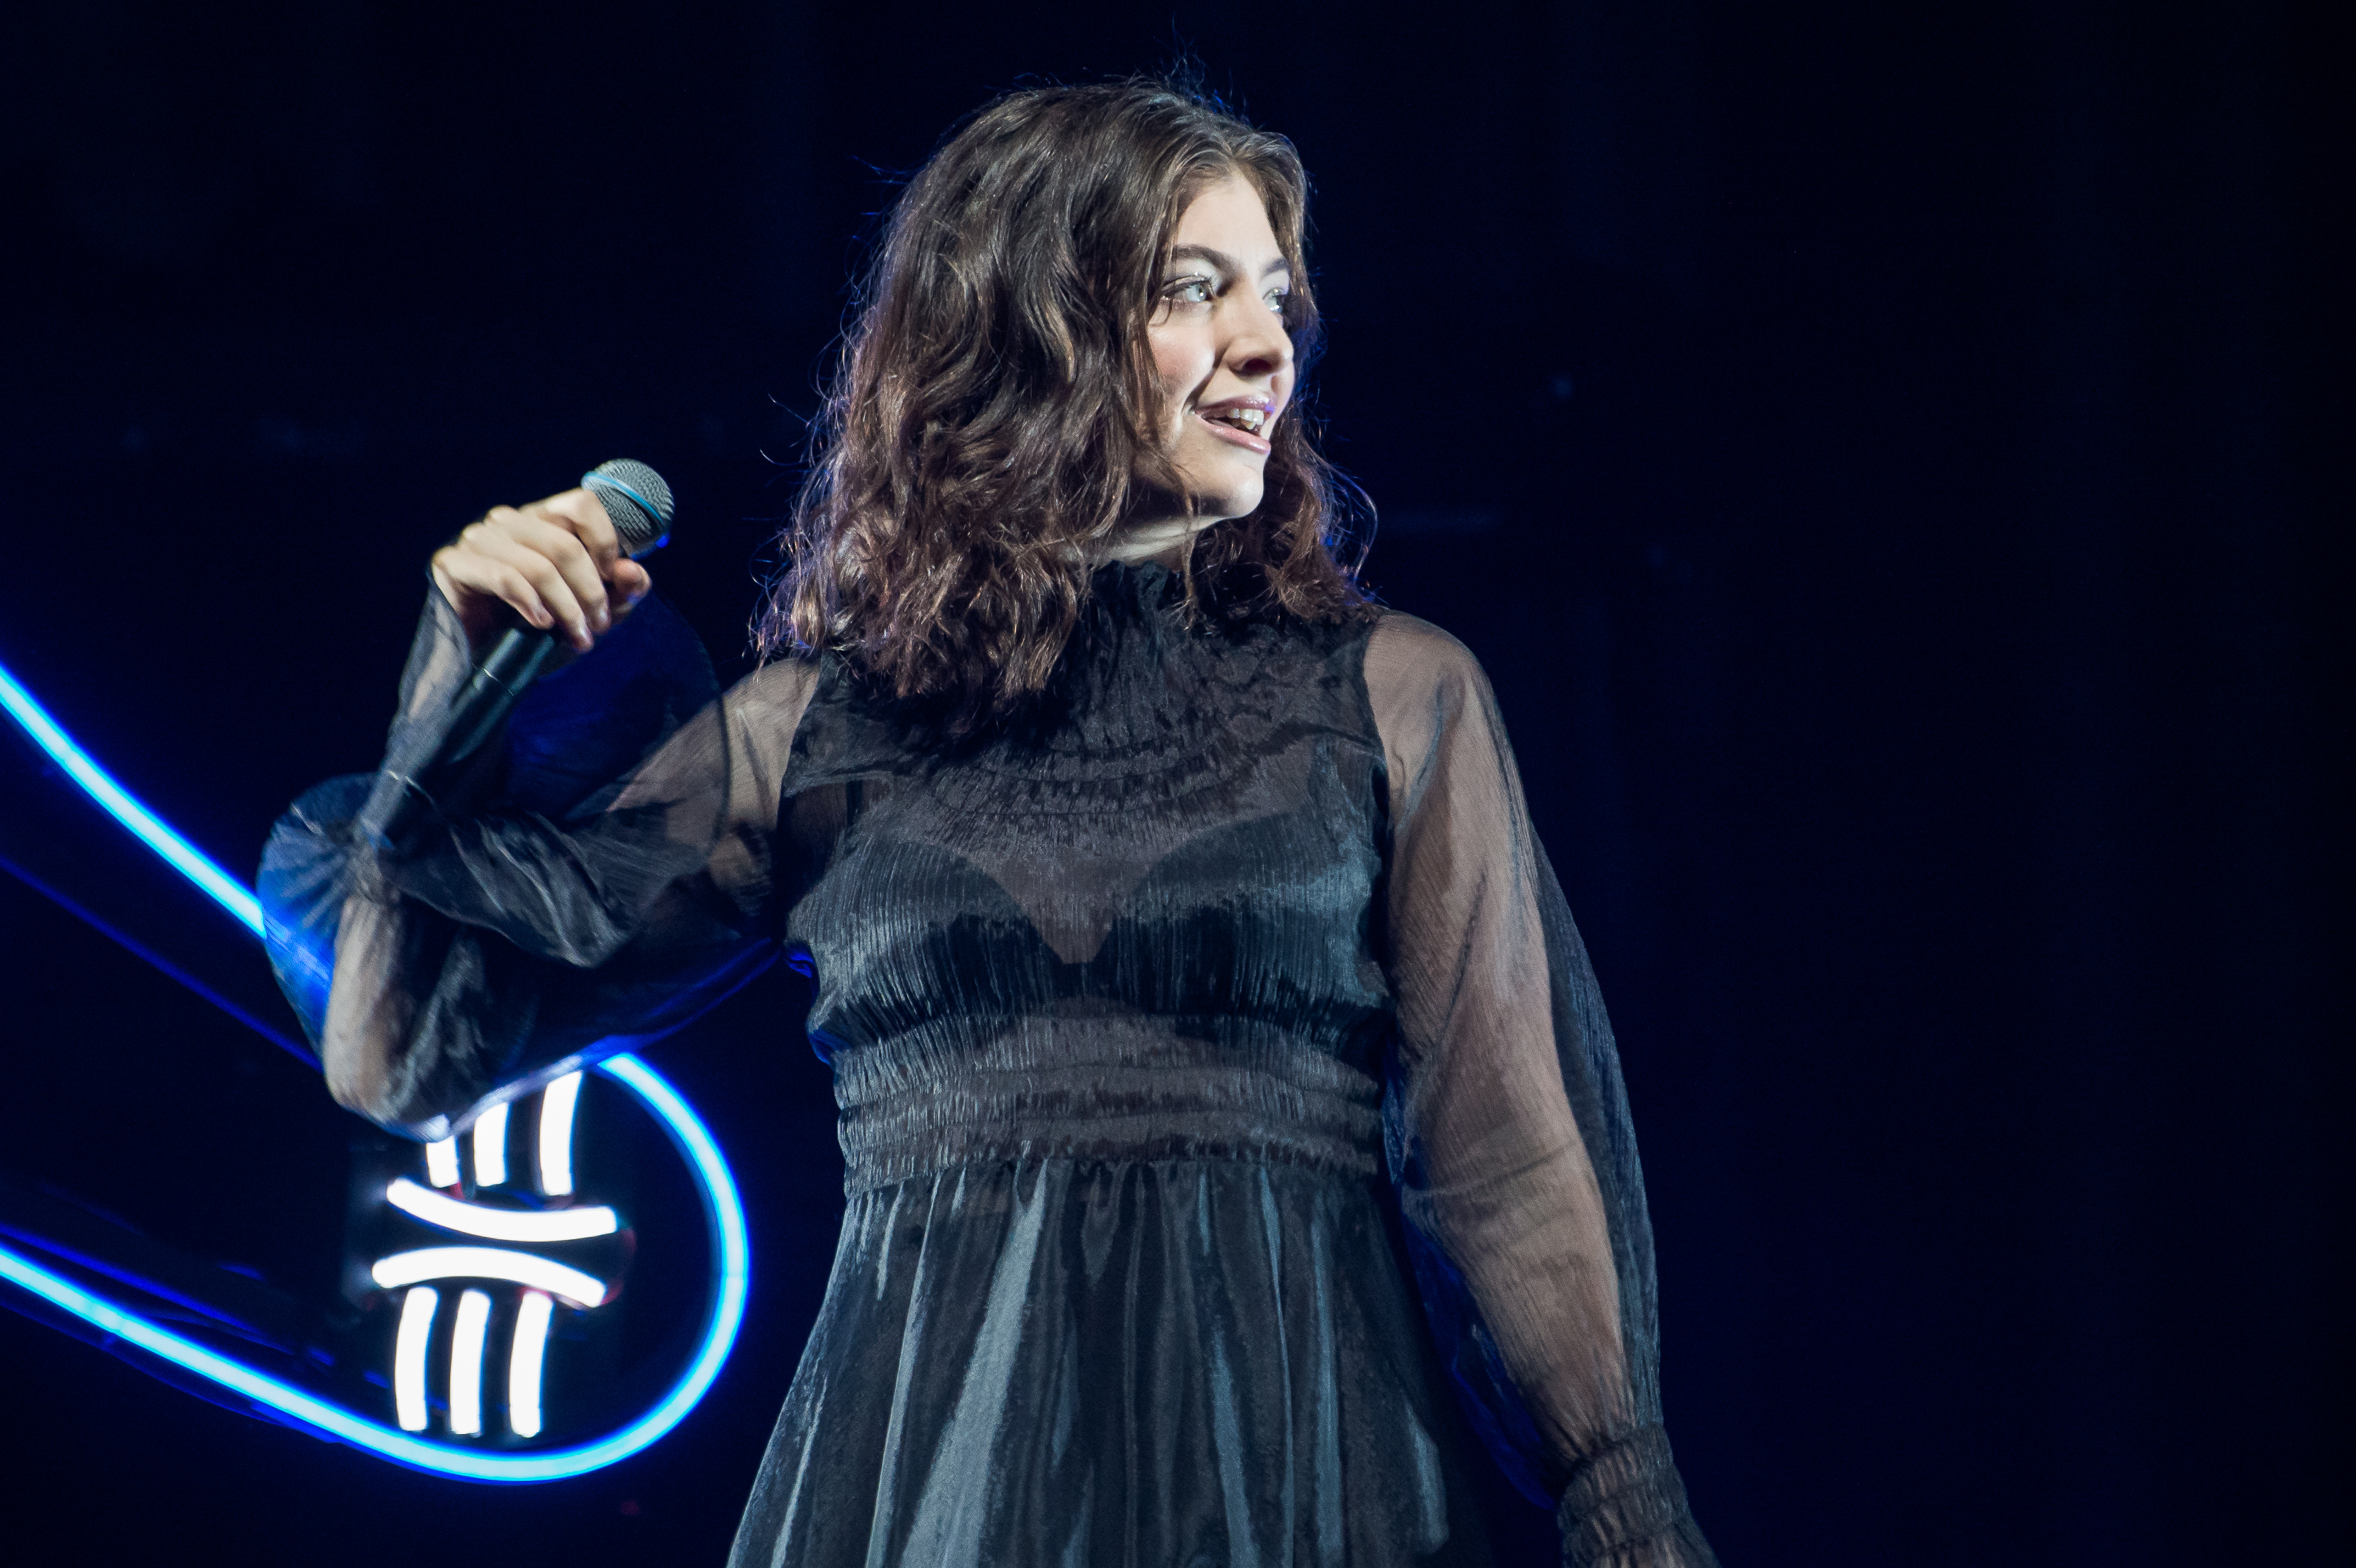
[321,888,420,1124]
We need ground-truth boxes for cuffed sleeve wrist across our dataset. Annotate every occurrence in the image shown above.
[1556,1425,1719,1568]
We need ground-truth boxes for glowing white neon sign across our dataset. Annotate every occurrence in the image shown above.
[0,1057,746,1480]
[370,1246,609,1309]
[384,1179,619,1243]
[0,656,752,1483]
[509,1291,553,1439]
[394,1286,438,1432]
[537,1072,583,1196]
[446,1289,491,1436]
[471,1102,510,1188]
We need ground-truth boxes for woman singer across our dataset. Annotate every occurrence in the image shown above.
[262,79,1720,1567]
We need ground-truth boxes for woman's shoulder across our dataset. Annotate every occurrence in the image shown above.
[729,650,826,704]
[1359,607,1493,705]
[722,653,829,751]
[1348,608,1516,776]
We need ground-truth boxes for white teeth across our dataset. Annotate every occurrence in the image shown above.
[1207,407,1268,435]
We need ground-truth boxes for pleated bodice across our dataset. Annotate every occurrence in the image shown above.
[777,565,1392,1195]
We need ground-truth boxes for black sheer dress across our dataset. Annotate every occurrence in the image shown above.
[261,561,1717,1567]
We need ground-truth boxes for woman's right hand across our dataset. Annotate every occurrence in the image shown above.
[429,488,653,654]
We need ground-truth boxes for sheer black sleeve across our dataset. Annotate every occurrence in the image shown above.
[258,587,818,1141]
[1365,614,1717,1568]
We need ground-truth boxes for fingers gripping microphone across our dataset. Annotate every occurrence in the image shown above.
[357,460,675,851]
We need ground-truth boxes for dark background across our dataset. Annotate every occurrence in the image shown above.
[0,2,2340,1563]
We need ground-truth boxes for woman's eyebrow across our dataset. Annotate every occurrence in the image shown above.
[1167,244,1291,278]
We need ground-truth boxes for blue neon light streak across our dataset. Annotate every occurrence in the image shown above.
[591,1056,751,1455]
[0,849,314,1063]
[0,657,753,1482]
[0,662,264,936]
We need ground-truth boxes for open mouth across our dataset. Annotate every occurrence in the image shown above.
[1198,405,1272,442]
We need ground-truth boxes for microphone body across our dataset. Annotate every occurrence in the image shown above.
[356,460,674,851]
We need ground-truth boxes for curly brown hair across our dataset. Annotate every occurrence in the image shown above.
[755,79,1366,729]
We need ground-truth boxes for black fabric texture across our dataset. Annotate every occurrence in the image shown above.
[260,562,1717,1566]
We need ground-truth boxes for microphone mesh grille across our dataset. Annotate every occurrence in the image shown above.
[583,460,675,556]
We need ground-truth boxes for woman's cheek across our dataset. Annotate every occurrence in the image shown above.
[1150,334,1211,407]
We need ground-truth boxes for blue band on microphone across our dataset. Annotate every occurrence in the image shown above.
[581,472,669,551]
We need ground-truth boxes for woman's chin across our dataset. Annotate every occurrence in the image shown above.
[1194,478,1266,525]
[1167,446,1267,518]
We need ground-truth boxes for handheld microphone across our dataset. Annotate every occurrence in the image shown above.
[357,459,675,850]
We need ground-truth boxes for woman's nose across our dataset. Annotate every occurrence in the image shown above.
[1222,298,1292,379]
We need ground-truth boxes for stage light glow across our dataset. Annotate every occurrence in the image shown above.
[508,1290,552,1438]
[472,1102,509,1188]
[0,664,752,1482]
[0,660,266,940]
[371,1247,608,1308]
[447,1290,490,1436]
[385,1178,618,1243]
[424,1137,460,1188]
[394,1287,438,1432]
[538,1071,582,1195]
[1,1052,738,1481]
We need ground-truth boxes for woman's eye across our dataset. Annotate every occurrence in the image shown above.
[1264,289,1291,321]
[1163,276,1214,306]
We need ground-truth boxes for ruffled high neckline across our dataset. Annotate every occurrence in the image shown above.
[1059,560,1185,702]
[824,555,1288,755]
[1086,557,1185,613]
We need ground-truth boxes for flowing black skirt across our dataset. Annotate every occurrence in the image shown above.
[728,1157,1499,1567]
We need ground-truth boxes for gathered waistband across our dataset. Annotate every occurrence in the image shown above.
[830,1018,1386,1195]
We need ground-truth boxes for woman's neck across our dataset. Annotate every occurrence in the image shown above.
[1090,513,1215,569]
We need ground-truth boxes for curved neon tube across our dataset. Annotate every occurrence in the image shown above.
[471,1102,510,1188]
[595,1053,753,1459]
[0,658,755,1483]
[385,1179,619,1243]
[447,1289,491,1436]
[508,1290,553,1439]
[537,1071,583,1195]
[0,662,264,937]
[394,1287,438,1432]
[371,1247,608,1308]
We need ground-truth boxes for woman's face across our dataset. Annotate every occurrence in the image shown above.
[1144,173,1295,525]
